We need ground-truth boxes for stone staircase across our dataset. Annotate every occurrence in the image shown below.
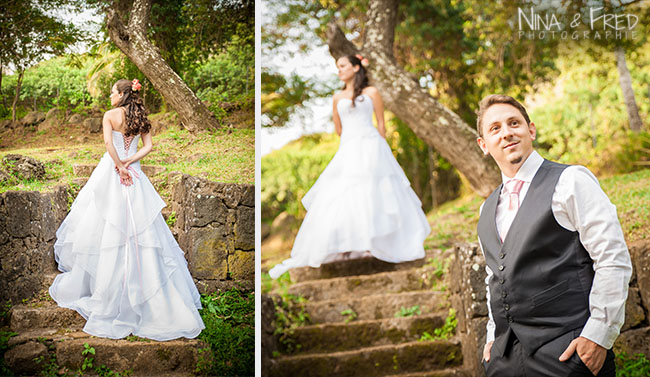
[268,253,470,377]
[3,273,210,377]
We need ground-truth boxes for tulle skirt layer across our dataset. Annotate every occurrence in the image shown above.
[49,153,205,341]
[269,132,431,279]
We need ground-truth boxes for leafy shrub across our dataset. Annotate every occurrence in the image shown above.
[197,288,254,376]
[261,133,339,222]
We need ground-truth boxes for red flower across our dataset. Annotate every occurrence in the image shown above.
[131,79,142,92]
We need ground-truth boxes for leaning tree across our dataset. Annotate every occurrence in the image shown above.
[105,0,219,132]
[324,0,501,196]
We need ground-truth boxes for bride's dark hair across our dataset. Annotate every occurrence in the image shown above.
[114,79,152,137]
[343,55,369,107]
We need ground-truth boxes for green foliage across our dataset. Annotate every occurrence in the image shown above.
[395,305,421,318]
[340,309,358,324]
[530,48,650,176]
[261,70,334,127]
[616,352,650,377]
[425,257,450,279]
[1,330,18,376]
[269,273,310,354]
[419,308,457,341]
[385,117,461,213]
[165,211,177,228]
[0,56,92,117]
[261,133,339,222]
[197,288,254,376]
[262,0,561,126]
[0,301,12,324]
[81,343,95,372]
[191,35,255,120]
[34,351,60,377]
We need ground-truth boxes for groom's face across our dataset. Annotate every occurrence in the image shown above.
[477,103,536,170]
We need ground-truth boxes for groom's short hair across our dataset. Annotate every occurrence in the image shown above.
[476,94,531,137]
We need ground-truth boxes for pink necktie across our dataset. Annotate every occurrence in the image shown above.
[505,179,524,211]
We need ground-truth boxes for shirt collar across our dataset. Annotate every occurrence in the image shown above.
[501,150,543,186]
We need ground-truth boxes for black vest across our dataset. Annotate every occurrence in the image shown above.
[477,159,594,357]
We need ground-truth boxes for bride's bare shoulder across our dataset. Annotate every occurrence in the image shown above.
[362,86,379,96]
[103,108,121,119]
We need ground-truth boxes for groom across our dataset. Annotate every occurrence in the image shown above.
[475,94,632,376]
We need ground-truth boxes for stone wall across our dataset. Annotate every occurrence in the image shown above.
[171,174,255,292]
[0,174,255,307]
[450,242,650,377]
[0,186,71,305]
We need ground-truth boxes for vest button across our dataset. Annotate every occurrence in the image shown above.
[499,278,505,284]
[499,253,505,259]
[501,292,507,298]
[508,316,514,323]
[504,304,510,311]
[498,265,505,271]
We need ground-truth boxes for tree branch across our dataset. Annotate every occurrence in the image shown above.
[106,8,130,52]
[325,0,501,196]
[326,22,358,60]
[128,0,152,35]
[363,0,397,57]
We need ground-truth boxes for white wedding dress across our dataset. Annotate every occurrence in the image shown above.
[49,130,205,341]
[269,93,431,279]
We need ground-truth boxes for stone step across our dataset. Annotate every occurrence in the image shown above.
[55,338,208,375]
[304,291,448,324]
[281,313,446,354]
[288,266,443,301]
[7,328,90,348]
[269,339,463,377]
[4,334,209,376]
[10,301,85,332]
[288,250,440,283]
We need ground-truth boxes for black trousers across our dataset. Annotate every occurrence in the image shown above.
[482,328,615,377]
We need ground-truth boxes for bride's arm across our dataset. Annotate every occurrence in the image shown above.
[333,98,342,136]
[122,132,153,165]
[367,88,386,139]
[102,112,126,170]
[103,112,132,184]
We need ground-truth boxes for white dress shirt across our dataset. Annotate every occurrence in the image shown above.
[479,150,632,349]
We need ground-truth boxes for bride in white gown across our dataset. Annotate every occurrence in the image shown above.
[269,55,431,279]
[48,79,205,341]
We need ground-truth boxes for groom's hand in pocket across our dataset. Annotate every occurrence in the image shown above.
[483,341,494,362]
[559,336,606,375]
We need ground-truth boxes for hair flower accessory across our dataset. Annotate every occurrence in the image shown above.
[355,53,369,67]
[131,79,142,92]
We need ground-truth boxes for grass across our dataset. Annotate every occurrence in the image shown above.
[421,168,650,251]
[0,113,254,201]
[600,168,650,243]
[196,288,255,376]
[616,352,650,377]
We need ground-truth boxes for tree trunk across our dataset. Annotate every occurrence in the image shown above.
[12,69,24,122]
[106,0,218,132]
[326,0,501,197]
[614,46,643,132]
[428,146,437,209]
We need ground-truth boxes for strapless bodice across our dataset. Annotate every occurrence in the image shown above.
[336,94,379,139]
